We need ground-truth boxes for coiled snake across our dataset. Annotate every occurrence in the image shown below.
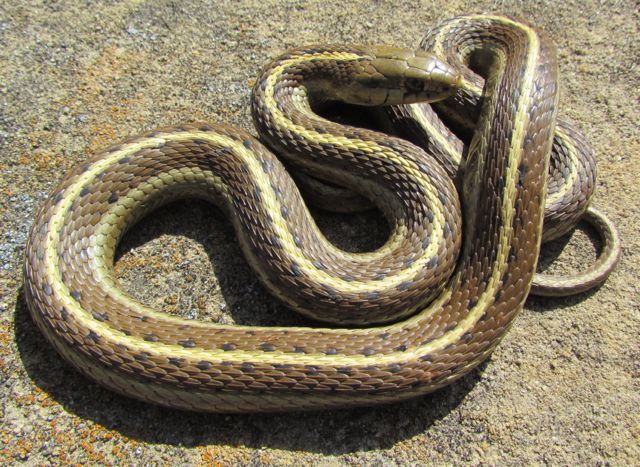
[23,15,620,412]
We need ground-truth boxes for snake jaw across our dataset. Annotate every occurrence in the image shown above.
[399,73,461,104]
[400,51,461,103]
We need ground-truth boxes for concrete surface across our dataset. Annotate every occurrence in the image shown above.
[0,1,638,464]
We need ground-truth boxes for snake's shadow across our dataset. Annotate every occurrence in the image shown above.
[14,200,485,454]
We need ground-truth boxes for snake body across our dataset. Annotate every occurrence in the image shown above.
[23,15,618,412]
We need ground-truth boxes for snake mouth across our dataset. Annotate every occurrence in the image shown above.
[402,74,462,104]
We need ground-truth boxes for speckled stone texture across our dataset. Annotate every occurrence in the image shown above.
[1,1,637,464]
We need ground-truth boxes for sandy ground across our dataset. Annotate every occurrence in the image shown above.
[1,0,638,465]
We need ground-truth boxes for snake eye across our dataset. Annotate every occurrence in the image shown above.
[405,78,424,93]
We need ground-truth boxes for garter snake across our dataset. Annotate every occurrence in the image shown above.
[23,14,620,412]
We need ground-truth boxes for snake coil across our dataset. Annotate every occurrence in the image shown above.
[23,15,619,412]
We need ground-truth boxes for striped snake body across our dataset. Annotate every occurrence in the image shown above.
[23,15,618,412]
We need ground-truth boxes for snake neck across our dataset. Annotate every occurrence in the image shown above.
[248,46,463,323]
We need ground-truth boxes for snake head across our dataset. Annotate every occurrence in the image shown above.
[340,45,461,106]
